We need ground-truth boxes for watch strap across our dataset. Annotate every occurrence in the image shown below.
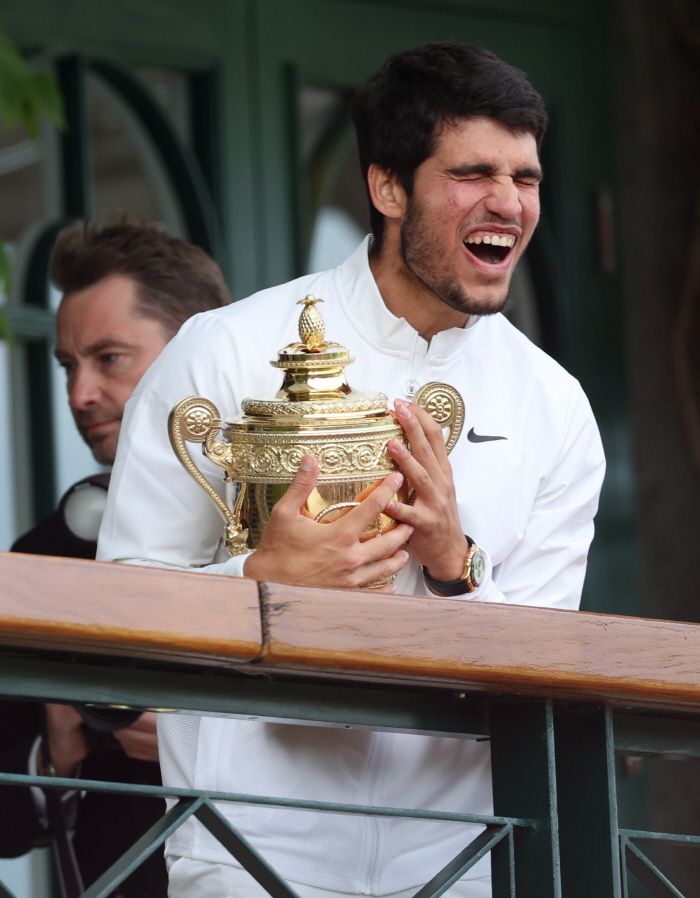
[422,568,473,596]
[422,537,479,597]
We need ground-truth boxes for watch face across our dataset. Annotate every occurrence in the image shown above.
[472,549,486,587]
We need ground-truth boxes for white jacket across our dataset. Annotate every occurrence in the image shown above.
[98,239,605,893]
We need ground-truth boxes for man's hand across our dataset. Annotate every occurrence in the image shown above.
[386,399,467,581]
[244,455,412,590]
[113,712,159,763]
[43,704,89,778]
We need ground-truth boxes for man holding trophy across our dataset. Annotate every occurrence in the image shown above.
[98,43,605,898]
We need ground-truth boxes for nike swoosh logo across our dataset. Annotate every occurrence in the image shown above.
[467,428,507,443]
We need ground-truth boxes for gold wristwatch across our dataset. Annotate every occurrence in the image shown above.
[422,536,486,596]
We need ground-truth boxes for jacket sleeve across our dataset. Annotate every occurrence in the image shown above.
[96,319,252,576]
[441,380,606,611]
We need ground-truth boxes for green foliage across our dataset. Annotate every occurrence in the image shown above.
[0,21,64,138]
[0,19,66,340]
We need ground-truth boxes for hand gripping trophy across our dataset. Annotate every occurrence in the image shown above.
[168,295,464,582]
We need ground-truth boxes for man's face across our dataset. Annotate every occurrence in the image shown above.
[55,275,169,465]
[399,116,542,316]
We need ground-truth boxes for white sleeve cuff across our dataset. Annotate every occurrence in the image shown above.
[112,550,254,579]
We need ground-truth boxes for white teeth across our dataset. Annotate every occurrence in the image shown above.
[465,233,517,248]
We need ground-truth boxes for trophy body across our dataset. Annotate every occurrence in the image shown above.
[169,296,464,578]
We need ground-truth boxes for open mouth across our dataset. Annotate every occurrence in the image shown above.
[464,233,516,265]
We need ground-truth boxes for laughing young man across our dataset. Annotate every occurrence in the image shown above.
[98,44,605,898]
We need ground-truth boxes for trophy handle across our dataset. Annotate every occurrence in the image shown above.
[413,382,465,455]
[168,397,250,557]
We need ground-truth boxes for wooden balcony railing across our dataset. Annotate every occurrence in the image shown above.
[0,551,698,898]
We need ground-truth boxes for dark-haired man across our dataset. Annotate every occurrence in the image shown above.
[1,221,229,897]
[99,45,605,897]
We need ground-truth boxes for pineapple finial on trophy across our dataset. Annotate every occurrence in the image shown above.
[297,295,325,349]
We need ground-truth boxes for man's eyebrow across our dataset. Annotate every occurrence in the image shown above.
[54,338,133,361]
[514,167,543,181]
[446,164,496,177]
[446,163,543,181]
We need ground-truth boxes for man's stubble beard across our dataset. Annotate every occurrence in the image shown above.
[74,403,122,466]
[87,436,117,467]
[399,197,513,318]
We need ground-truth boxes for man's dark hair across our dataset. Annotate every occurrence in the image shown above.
[351,43,548,249]
[51,220,230,337]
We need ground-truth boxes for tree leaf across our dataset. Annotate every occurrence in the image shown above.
[29,70,65,128]
[0,19,66,136]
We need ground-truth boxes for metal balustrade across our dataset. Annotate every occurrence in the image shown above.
[0,552,699,897]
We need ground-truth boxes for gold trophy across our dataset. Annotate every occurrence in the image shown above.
[168,296,464,576]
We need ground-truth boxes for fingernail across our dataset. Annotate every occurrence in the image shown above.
[391,473,404,487]
[407,526,414,536]
[385,499,396,514]
[300,454,315,472]
[397,403,412,419]
[389,438,404,453]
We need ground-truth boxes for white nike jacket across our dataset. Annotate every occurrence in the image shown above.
[97,238,605,893]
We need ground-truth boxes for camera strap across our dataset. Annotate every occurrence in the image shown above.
[39,710,85,898]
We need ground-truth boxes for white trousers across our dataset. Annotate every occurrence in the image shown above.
[168,859,492,898]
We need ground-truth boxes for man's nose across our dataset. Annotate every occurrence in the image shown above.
[68,366,101,411]
[484,178,522,220]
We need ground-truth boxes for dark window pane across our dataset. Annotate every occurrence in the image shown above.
[136,66,191,147]
[87,70,186,234]
[0,119,46,246]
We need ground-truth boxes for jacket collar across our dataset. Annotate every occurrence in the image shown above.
[333,236,482,365]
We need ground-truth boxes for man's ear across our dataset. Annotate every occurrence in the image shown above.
[367,164,407,220]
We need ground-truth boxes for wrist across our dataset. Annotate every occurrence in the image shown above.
[242,549,263,581]
[422,536,486,596]
[421,536,469,582]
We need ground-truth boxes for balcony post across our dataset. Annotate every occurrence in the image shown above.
[489,698,560,898]
[553,703,621,897]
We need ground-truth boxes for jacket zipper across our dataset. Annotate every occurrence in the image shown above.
[363,733,389,894]
[404,331,433,399]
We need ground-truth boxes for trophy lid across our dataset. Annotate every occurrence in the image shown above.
[239,295,389,421]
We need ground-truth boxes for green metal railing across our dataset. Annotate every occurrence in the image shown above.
[1,556,699,897]
[3,659,699,896]
[0,773,531,898]
[0,650,549,898]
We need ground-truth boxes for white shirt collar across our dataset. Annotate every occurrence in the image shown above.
[333,236,482,364]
